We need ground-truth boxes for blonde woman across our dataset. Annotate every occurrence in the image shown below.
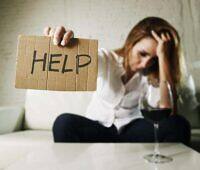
[45,17,193,146]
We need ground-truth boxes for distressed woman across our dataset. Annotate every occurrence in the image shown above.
[44,17,196,146]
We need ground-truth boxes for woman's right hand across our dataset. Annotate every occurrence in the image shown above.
[43,26,74,46]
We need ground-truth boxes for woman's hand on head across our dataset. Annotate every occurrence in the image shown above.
[151,30,172,59]
[43,26,74,46]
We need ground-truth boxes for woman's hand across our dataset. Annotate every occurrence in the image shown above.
[151,30,171,59]
[151,30,177,114]
[43,26,74,46]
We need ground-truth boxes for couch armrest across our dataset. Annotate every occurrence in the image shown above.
[0,106,25,134]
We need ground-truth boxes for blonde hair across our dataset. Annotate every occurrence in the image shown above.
[113,16,187,88]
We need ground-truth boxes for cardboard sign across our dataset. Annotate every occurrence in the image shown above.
[15,35,98,91]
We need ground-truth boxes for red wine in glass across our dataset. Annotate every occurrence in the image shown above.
[139,81,173,163]
[141,108,172,123]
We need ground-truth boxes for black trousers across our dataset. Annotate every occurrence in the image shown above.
[52,113,191,146]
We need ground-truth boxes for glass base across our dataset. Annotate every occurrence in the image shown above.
[144,153,173,164]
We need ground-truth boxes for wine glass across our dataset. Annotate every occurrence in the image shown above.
[139,80,173,164]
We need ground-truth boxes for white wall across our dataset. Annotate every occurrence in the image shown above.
[0,0,199,106]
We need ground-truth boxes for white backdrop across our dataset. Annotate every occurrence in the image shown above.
[0,0,199,106]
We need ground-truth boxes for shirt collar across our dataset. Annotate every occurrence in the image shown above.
[110,49,142,80]
[110,50,126,76]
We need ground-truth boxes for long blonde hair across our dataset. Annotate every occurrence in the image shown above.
[113,16,187,88]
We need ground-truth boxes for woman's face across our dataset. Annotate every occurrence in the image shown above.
[128,37,158,73]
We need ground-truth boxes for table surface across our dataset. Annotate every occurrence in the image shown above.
[1,143,200,170]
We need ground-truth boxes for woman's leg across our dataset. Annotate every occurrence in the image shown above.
[52,113,119,143]
[119,118,155,143]
[119,114,191,146]
[159,114,191,146]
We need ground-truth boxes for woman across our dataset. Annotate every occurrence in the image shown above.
[44,17,192,145]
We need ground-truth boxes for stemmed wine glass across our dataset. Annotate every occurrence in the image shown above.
[139,80,173,164]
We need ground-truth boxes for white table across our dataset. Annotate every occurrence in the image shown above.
[1,143,200,170]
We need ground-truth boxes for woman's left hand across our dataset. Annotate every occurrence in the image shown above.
[151,30,172,59]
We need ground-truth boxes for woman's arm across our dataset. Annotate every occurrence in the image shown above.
[151,30,177,115]
[158,54,177,115]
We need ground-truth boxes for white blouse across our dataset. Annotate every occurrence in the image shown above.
[85,47,199,133]
[85,48,153,132]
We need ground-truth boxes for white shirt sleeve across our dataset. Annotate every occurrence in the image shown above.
[95,48,109,92]
[97,48,108,78]
[177,74,199,113]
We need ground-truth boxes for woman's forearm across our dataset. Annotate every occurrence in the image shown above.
[150,30,178,115]
[159,55,177,115]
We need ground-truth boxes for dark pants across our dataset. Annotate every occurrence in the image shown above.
[52,113,191,146]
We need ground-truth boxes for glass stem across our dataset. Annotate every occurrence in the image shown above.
[153,122,160,156]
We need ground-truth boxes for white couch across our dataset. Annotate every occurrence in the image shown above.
[0,89,95,140]
[0,90,94,168]
[0,78,199,168]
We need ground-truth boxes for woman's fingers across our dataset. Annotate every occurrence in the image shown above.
[43,26,55,37]
[151,30,172,57]
[53,26,66,45]
[43,26,74,46]
[61,30,74,46]
[166,32,171,41]
[49,28,55,37]
[43,26,51,36]
[151,30,162,42]
[151,30,171,42]
[161,33,168,41]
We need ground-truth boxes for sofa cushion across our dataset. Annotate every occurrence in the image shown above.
[24,90,94,130]
[0,130,53,168]
[0,106,25,134]
[0,130,53,144]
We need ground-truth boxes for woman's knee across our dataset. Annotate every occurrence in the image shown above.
[170,114,191,132]
[52,113,76,132]
[52,113,81,142]
[174,114,191,140]
[161,114,191,145]
[119,119,155,142]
